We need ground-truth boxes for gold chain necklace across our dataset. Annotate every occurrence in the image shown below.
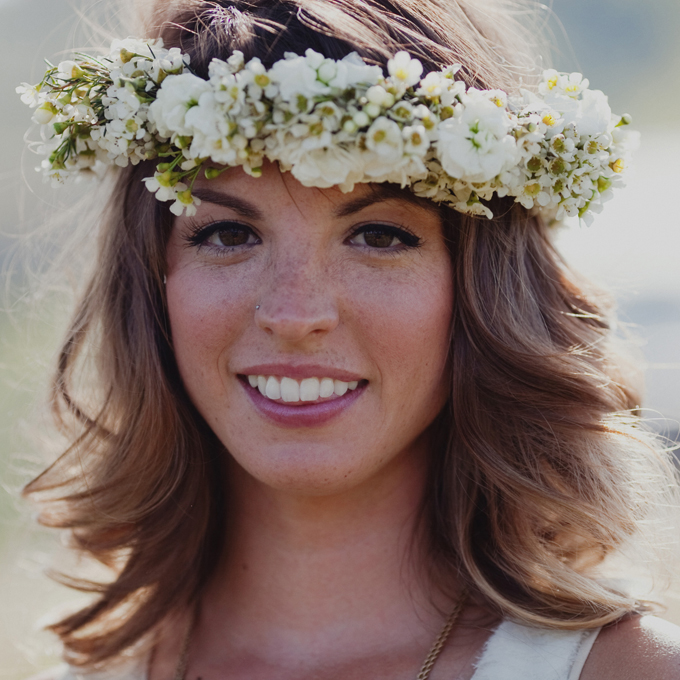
[173,593,466,680]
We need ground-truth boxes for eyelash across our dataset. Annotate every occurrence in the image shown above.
[348,223,422,250]
[183,220,423,254]
[184,220,261,253]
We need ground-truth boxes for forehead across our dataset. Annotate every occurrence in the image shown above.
[189,162,442,221]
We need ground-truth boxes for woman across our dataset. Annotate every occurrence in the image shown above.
[19,0,680,678]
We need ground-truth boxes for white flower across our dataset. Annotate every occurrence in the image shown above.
[365,117,404,161]
[317,59,338,84]
[387,51,423,88]
[33,102,60,125]
[109,38,161,62]
[170,187,202,216]
[484,89,508,109]
[227,51,245,73]
[387,100,415,123]
[436,89,518,182]
[326,52,383,90]
[416,72,449,98]
[570,88,611,137]
[158,48,187,74]
[150,72,213,138]
[313,101,343,130]
[288,145,365,189]
[366,85,395,108]
[403,125,430,156]
[57,60,83,80]
[16,83,42,107]
[143,172,182,202]
[269,51,331,102]
[539,70,589,99]
[455,199,493,219]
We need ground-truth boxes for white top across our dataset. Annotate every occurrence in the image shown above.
[43,620,601,680]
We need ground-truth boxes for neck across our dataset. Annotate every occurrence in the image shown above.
[198,437,454,664]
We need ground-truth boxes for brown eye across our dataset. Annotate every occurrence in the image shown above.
[215,227,251,247]
[349,224,421,249]
[362,229,398,248]
[188,221,260,249]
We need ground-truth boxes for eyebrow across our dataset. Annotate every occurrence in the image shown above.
[332,187,441,218]
[190,188,264,219]
[191,184,440,220]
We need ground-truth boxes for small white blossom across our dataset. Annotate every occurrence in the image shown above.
[403,125,430,156]
[57,61,82,80]
[416,72,449,98]
[387,51,423,88]
[288,145,364,189]
[365,117,404,162]
[437,89,518,182]
[150,72,213,139]
[16,83,42,107]
[33,102,60,125]
[269,50,331,102]
[366,85,395,108]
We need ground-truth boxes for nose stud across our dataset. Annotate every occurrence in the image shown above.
[255,305,260,310]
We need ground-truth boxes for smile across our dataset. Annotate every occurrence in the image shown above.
[246,374,361,403]
[238,371,367,427]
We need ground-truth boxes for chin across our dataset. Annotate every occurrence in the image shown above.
[225,440,401,497]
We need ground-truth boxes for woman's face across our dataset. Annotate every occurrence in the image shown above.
[166,163,453,495]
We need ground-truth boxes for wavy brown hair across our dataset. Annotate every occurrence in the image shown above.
[24,0,677,668]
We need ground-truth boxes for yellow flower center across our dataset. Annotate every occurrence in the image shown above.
[524,182,541,197]
[542,114,556,127]
[610,158,625,173]
[177,189,194,205]
[547,76,558,90]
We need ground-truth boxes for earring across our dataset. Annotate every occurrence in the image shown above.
[163,275,167,285]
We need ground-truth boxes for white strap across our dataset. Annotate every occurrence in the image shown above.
[472,620,601,680]
[567,627,600,680]
[58,657,146,680]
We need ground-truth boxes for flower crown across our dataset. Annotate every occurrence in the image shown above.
[17,38,638,222]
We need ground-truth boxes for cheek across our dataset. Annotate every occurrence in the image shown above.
[344,257,453,408]
[166,266,253,400]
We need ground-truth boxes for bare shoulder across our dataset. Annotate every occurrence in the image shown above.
[580,615,680,680]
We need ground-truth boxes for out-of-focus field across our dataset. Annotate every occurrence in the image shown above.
[1,0,680,678]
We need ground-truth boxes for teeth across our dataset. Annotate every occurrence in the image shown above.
[265,376,281,400]
[319,378,334,398]
[280,377,300,402]
[247,374,361,403]
[299,377,319,402]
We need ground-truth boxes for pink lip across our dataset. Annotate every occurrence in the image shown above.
[241,378,366,428]
[237,363,363,382]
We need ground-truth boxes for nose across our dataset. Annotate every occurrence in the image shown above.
[255,253,340,343]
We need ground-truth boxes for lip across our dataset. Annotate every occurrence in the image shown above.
[237,363,364,383]
[240,377,366,428]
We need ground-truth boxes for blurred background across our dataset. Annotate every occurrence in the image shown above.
[0,0,679,676]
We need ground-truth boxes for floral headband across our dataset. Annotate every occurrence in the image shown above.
[17,38,638,222]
